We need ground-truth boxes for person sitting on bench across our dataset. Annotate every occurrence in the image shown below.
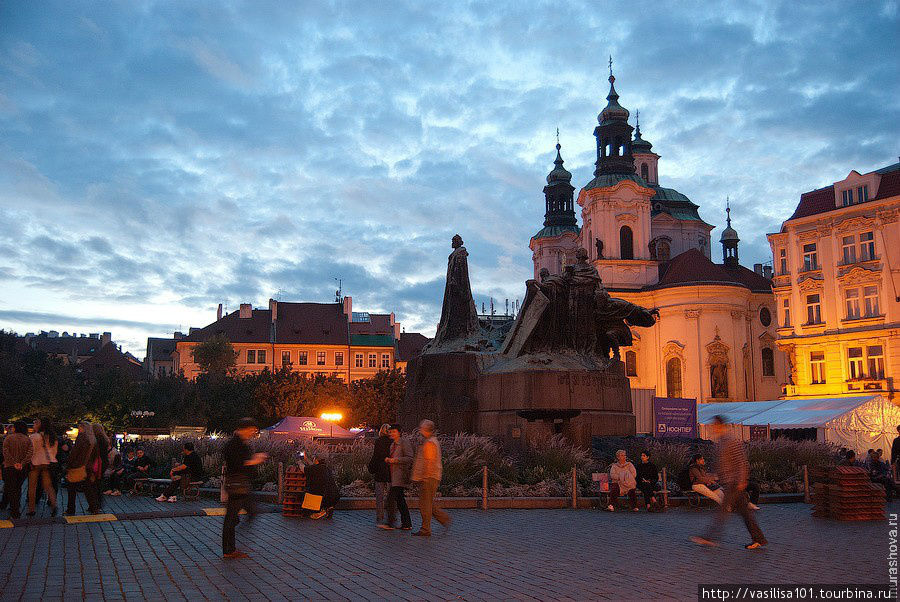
[689,454,725,505]
[869,449,899,503]
[156,442,203,502]
[636,451,661,511]
[607,450,638,512]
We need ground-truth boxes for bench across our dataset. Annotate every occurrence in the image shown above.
[592,472,667,511]
[132,478,203,500]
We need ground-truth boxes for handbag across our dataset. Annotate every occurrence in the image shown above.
[302,493,323,511]
[67,466,87,483]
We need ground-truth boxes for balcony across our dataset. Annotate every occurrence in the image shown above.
[845,378,889,394]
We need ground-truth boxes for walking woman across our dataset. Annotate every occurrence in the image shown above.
[367,424,392,525]
[65,421,99,515]
[91,423,110,509]
[27,417,59,516]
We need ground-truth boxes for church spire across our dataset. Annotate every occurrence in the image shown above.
[720,197,740,268]
[593,62,635,178]
[542,138,577,229]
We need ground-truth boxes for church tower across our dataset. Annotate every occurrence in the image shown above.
[720,200,740,268]
[529,139,580,278]
[592,69,635,178]
[631,111,659,186]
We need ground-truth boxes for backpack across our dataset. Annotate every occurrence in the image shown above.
[677,464,693,492]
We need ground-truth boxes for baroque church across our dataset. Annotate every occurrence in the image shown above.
[530,70,787,404]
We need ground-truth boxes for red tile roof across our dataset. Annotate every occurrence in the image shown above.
[29,335,102,357]
[788,185,835,220]
[79,342,145,381]
[872,168,900,201]
[184,302,350,346]
[397,332,430,362]
[653,248,773,293]
[350,313,393,336]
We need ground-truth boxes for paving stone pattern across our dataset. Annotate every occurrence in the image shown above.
[0,504,886,601]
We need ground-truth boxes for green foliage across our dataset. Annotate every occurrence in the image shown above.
[190,335,238,375]
[348,369,406,425]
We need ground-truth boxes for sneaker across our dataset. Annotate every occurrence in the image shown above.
[167,496,177,503]
[400,525,412,530]
[745,541,766,550]
[690,536,719,547]
[749,503,760,510]
[411,531,430,537]
[103,490,112,496]
[310,510,327,519]
[155,495,167,502]
[632,507,639,512]
[111,491,122,497]
[376,523,395,530]
[606,504,615,512]
[223,551,250,559]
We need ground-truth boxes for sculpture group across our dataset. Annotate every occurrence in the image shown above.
[402,235,660,445]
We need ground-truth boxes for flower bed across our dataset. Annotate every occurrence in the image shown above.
[133,434,840,497]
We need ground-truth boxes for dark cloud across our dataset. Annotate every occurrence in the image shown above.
[0,309,178,332]
[0,0,896,354]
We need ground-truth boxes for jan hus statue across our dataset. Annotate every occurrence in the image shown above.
[430,234,479,347]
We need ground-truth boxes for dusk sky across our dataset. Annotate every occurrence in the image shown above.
[1,1,898,357]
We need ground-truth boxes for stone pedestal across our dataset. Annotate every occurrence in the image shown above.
[401,352,636,446]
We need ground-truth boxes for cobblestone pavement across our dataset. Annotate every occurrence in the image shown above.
[0,504,888,601]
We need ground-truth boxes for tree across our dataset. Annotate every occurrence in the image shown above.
[191,335,237,375]
[349,369,406,426]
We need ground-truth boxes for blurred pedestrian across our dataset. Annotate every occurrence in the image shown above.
[378,424,412,531]
[2,421,33,519]
[91,424,110,509]
[222,418,267,559]
[692,415,767,550]
[65,421,99,515]
[367,423,392,525]
[27,417,58,516]
[411,419,450,536]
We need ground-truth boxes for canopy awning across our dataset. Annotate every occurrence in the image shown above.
[263,416,354,439]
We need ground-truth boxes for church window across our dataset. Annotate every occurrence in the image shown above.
[759,307,771,327]
[761,348,775,377]
[809,351,826,384]
[625,351,637,376]
[620,226,634,260]
[665,357,682,398]
[657,240,670,261]
[640,163,649,181]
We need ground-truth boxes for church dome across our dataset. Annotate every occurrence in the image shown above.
[632,120,653,154]
[598,75,630,125]
[546,143,572,185]
[720,224,739,243]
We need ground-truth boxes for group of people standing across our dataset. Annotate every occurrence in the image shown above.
[368,420,450,537]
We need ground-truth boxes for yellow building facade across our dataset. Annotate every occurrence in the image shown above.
[768,161,900,400]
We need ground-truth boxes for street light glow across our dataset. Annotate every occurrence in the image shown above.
[320,412,343,422]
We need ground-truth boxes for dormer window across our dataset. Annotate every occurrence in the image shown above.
[841,189,853,206]
[857,185,869,202]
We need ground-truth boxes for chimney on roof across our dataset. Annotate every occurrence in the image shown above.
[269,298,277,322]
[217,303,223,321]
[753,263,763,275]
[89,333,99,339]
[763,265,773,280]
[343,296,352,317]
[390,312,400,339]
[101,332,111,346]
[49,331,58,338]
[239,303,252,319]
[174,331,185,339]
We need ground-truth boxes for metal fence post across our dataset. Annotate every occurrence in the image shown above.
[571,467,577,509]
[482,465,488,510]
[278,462,284,505]
[802,464,810,504]
[661,467,669,509]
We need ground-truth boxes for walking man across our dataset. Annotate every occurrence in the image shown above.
[222,418,267,559]
[411,419,450,536]
[692,415,767,550]
[367,424,392,525]
[378,424,412,530]
[2,421,33,519]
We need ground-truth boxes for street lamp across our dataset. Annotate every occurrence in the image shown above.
[320,412,343,438]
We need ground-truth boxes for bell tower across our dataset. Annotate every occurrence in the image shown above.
[720,199,740,268]
[593,58,635,178]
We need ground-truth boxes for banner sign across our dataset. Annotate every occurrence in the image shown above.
[653,397,698,438]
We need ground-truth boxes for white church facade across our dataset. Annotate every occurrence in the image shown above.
[529,71,788,404]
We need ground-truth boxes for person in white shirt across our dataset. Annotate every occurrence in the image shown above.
[27,417,58,516]
[607,450,638,512]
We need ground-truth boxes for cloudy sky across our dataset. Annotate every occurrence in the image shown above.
[1,1,897,357]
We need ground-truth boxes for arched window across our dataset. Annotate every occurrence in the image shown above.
[657,240,670,261]
[666,357,682,398]
[625,350,637,377]
[620,226,634,260]
[640,163,649,181]
[761,348,775,377]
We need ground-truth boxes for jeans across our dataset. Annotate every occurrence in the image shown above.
[637,481,660,506]
[385,486,411,528]
[692,483,725,505]
[608,483,637,509]
[374,481,389,523]
[418,478,450,535]
[28,465,57,512]
[704,486,767,545]
[163,472,191,497]
[66,479,99,515]
[2,467,26,518]
[222,492,257,555]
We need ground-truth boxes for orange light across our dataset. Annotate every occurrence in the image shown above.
[320,412,343,422]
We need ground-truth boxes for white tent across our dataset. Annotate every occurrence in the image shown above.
[698,395,900,453]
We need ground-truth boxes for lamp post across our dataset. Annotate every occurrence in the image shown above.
[320,412,343,438]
